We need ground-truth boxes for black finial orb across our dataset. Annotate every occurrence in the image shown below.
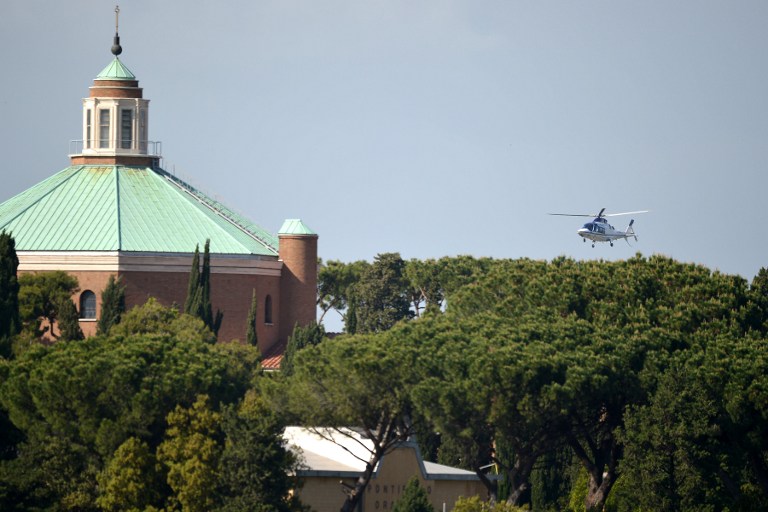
[112,35,122,56]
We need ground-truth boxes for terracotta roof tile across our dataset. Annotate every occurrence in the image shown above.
[261,339,286,370]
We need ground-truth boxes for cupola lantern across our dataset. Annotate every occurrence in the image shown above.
[70,6,160,167]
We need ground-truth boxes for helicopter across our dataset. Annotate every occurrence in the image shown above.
[548,208,649,247]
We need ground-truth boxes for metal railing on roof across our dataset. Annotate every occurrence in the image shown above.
[68,139,162,157]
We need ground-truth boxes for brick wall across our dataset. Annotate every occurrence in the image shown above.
[278,234,318,342]
[119,270,283,353]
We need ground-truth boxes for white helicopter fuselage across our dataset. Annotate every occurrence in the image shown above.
[577,217,635,246]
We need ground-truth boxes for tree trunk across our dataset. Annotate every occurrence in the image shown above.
[333,418,408,512]
[567,411,621,512]
[507,481,530,507]
[504,451,537,507]
[584,470,616,512]
[475,468,498,504]
[341,460,378,512]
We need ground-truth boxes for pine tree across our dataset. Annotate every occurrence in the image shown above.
[351,252,412,333]
[392,477,434,512]
[0,231,21,357]
[245,289,258,348]
[57,297,84,341]
[97,275,126,335]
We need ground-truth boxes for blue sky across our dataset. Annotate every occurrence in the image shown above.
[2,1,767,298]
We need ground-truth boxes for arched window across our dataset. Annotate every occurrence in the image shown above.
[264,295,273,324]
[80,290,97,319]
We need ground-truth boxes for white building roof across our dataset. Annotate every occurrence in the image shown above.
[283,426,482,481]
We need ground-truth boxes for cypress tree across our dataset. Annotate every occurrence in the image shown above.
[392,477,434,512]
[184,240,223,337]
[97,275,126,335]
[280,321,325,375]
[200,239,223,335]
[0,231,21,357]
[184,244,201,317]
[245,289,258,348]
[201,239,212,327]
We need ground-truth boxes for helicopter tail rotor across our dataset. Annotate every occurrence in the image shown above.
[626,219,638,242]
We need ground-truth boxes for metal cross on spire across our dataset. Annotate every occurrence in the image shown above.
[111,5,123,56]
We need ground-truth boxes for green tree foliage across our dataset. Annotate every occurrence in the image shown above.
[350,252,413,333]
[217,389,302,512]
[317,258,368,324]
[400,255,759,510]
[280,320,325,375]
[18,270,79,338]
[110,297,214,343]
[184,240,224,336]
[200,240,224,335]
[97,275,126,335]
[3,253,761,511]
[245,288,258,347]
[96,437,161,512]
[0,231,20,357]
[405,258,445,317]
[0,300,262,510]
[56,295,84,341]
[345,299,358,334]
[392,477,434,512]
[323,254,495,333]
[157,395,223,512]
[281,331,421,512]
[452,495,528,512]
[184,244,201,315]
[268,254,768,511]
[529,447,579,512]
[621,333,768,511]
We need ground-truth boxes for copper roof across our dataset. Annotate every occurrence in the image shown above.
[0,165,278,255]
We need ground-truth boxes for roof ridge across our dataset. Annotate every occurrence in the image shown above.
[155,168,279,254]
[115,166,122,251]
[0,167,83,232]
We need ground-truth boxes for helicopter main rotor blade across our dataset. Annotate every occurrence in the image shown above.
[603,210,650,217]
[547,213,595,217]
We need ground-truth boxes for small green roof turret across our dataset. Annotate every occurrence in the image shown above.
[96,57,136,80]
[279,219,317,236]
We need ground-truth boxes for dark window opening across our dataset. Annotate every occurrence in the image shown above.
[121,110,133,149]
[86,109,92,149]
[80,290,97,319]
[99,109,110,148]
[264,295,273,324]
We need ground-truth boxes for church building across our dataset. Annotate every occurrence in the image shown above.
[0,21,317,358]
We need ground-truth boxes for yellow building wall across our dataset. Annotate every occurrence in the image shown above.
[295,446,488,512]
[296,476,360,512]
